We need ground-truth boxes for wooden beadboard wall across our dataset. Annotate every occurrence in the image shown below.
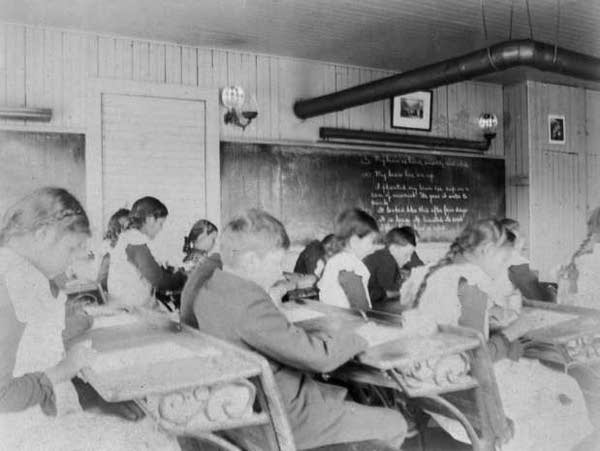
[504,81,600,280]
[0,22,504,156]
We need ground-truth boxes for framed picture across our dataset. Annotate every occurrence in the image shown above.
[548,114,566,144]
[391,90,433,131]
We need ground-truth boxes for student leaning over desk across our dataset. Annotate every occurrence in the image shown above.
[318,208,380,310]
[400,219,593,451]
[363,226,417,306]
[179,219,222,329]
[0,187,179,451]
[185,209,407,450]
[107,196,186,310]
[181,219,218,273]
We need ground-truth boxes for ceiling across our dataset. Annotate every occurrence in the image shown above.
[2,0,599,84]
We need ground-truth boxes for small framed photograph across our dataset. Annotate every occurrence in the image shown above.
[391,90,433,131]
[548,114,566,144]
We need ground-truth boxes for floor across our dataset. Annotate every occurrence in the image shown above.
[179,427,470,451]
[403,428,469,451]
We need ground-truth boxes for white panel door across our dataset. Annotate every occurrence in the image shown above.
[87,80,219,264]
[530,149,585,280]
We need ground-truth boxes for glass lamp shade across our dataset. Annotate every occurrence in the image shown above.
[221,86,245,110]
[478,113,498,132]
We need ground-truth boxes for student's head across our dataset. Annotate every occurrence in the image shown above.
[128,196,168,239]
[183,219,218,257]
[412,219,512,306]
[385,227,416,267]
[397,226,419,247]
[104,208,130,248]
[220,209,290,289]
[334,208,380,259]
[0,187,91,278]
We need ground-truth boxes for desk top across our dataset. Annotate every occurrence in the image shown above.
[520,300,600,344]
[75,314,263,402]
[282,300,481,371]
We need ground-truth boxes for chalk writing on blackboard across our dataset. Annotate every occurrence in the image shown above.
[221,142,505,243]
[360,155,479,237]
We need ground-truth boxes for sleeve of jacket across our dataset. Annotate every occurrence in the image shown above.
[126,244,186,291]
[508,264,553,302]
[0,279,56,415]
[363,253,385,304]
[236,296,368,373]
[338,270,371,310]
[180,254,222,328]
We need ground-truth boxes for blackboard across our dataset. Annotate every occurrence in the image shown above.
[221,142,505,243]
[0,131,86,217]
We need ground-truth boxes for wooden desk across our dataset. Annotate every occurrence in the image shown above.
[282,301,509,451]
[521,300,600,368]
[71,312,295,451]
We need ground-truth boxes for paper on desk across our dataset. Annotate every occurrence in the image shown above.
[91,341,221,374]
[91,313,140,330]
[355,323,409,348]
[283,306,325,323]
[502,310,578,341]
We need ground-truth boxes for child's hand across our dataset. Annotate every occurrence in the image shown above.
[268,280,295,305]
[46,341,97,384]
[64,340,97,374]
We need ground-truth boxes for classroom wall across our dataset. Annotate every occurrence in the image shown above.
[0,22,504,156]
[504,81,600,280]
[0,21,504,268]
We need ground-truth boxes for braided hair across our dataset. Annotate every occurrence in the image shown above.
[104,208,130,248]
[411,219,508,308]
[182,219,218,259]
[0,187,90,245]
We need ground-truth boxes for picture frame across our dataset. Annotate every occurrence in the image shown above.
[548,114,566,144]
[391,90,433,131]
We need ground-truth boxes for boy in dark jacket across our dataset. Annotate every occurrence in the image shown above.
[188,209,407,450]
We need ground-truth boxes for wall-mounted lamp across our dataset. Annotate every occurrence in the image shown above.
[0,106,52,122]
[478,113,498,148]
[221,86,258,131]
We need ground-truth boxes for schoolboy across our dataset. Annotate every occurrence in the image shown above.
[188,209,407,450]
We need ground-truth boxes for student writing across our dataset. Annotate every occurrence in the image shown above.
[107,196,186,310]
[183,209,407,450]
[95,208,130,293]
[401,219,592,451]
[364,227,416,305]
[179,219,222,328]
[0,187,179,451]
[318,209,380,310]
